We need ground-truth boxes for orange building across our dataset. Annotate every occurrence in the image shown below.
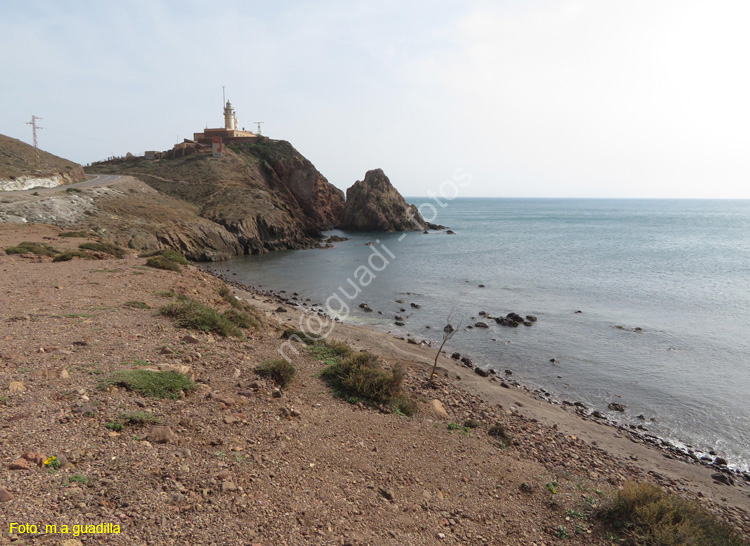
[192,101,257,145]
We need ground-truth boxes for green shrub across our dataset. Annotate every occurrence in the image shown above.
[488,423,512,448]
[52,250,99,262]
[600,481,746,546]
[99,370,195,400]
[219,286,242,309]
[59,231,93,238]
[321,352,404,404]
[223,308,259,329]
[281,328,321,345]
[140,249,189,265]
[146,255,181,272]
[124,301,150,310]
[5,241,59,256]
[256,359,297,388]
[392,395,419,416]
[79,241,127,258]
[105,421,123,431]
[463,418,481,429]
[159,297,242,337]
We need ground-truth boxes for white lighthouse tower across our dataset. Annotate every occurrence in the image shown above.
[223,101,237,131]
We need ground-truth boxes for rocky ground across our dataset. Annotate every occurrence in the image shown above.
[1,224,747,546]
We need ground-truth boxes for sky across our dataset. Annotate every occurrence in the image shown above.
[1,0,749,198]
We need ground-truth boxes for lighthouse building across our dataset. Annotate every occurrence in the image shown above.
[193,101,257,145]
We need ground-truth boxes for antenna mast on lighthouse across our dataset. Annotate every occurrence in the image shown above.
[26,115,43,168]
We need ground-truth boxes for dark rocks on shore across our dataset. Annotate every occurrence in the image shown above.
[451,352,461,360]
[474,322,489,328]
[460,357,473,368]
[395,315,404,321]
[394,321,405,326]
[359,303,373,312]
[711,472,735,486]
[525,315,537,322]
[444,324,455,333]
[445,230,456,234]
[614,325,644,332]
[608,402,626,412]
[275,306,288,313]
[325,235,350,243]
[714,456,728,466]
[474,367,490,377]
[410,303,421,309]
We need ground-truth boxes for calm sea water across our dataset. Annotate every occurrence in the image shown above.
[214,198,750,472]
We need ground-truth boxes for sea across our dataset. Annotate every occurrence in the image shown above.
[211,198,750,473]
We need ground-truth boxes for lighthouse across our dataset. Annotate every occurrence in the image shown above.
[223,101,237,131]
[192,97,257,146]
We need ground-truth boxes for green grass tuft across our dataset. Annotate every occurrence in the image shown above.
[255,359,297,388]
[600,481,746,546]
[159,297,242,337]
[59,231,94,238]
[124,301,150,310]
[140,249,189,265]
[5,241,60,256]
[52,250,100,262]
[146,255,182,272]
[79,241,127,258]
[155,290,176,298]
[119,411,160,425]
[281,328,321,345]
[99,369,195,400]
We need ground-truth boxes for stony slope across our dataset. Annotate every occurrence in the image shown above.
[0,133,85,189]
[1,224,746,545]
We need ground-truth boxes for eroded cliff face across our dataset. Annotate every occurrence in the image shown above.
[0,133,86,191]
[90,140,344,256]
[338,168,428,232]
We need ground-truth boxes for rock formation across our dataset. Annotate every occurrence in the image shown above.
[338,169,431,232]
[90,139,345,256]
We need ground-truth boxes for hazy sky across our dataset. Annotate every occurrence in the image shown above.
[2,0,749,198]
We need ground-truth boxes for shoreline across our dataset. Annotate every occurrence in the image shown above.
[202,266,750,513]
[1,221,747,544]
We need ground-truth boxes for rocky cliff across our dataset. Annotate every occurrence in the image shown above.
[338,168,430,232]
[0,133,85,190]
[91,139,345,256]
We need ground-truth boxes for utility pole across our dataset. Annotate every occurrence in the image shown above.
[254,121,264,135]
[26,115,43,168]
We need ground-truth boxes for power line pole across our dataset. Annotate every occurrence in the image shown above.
[26,115,43,168]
